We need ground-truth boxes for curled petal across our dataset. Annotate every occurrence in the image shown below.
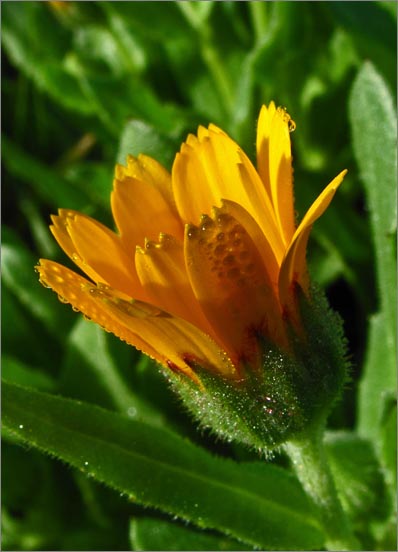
[279,170,347,308]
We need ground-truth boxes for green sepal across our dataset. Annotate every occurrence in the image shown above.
[166,287,349,453]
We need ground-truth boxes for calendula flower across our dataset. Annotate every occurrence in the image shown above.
[37,103,346,390]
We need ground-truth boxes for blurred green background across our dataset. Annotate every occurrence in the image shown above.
[2,1,396,550]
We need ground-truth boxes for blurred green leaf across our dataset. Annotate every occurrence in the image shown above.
[2,355,55,392]
[63,162,113,210]
[60,318,166,427]
[3,382,325,550]
[380,398,397,489]
[2,231,74,340]
[117,120,177,168]
[1,443,63,551]
[328,2,396,90]
[1,2,93,114]
[349,62,397,445]
[2,135,89,209]
[130,516,249,551]
[325,431,390,525]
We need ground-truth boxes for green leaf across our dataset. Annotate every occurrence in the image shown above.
[130,516,249,551]
[325,431,390,525]
[2,135,89,209]
[2,355,55,392]
[349,62,397,444]
[60,318,166,427]
[328,2,396,90]
[117,120,177,169]
[380,397,397,489]
[1,2,93,115]
[3,382,325,550]
[1,231,74,340]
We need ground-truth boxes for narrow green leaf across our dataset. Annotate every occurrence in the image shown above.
[2,135,89,209]
[3,382,325,550]
[2,356,55,392]
[60,318,166,427]
[349,62,397,443]
[130,517,249,551]
[1,233,74,340]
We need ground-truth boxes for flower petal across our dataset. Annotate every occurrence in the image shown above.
[62,211,149,300]
[37,260,237,382]
[50,210,105,284]
[112,154,183,248]
[184,204,285,367]
[172,125,283,260]
[257,102,295,245]
[279,170,347,308]
[220,199,279,289]
[135,234,216,337]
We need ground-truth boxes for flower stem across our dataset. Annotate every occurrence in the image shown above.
[284,428,360,551]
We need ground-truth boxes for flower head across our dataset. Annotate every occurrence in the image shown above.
[37,103,346,388]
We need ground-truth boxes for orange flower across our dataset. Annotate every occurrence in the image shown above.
[37,103,346,384]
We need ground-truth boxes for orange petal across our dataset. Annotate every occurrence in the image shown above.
[279,170,347,308]
[184,204,285,367]
[111,176,183,249]
[257,103,295,245]
[119,154,176,207]
[64,212,149,301]
[220,199,280,290]
[37,260,237,381]
[135,234,217,337]
[50,210,105,285]
[172,125,283,261]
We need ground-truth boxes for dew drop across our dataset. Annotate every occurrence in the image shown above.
[127,406,137,418]
[216,232,225,241]
[58,295,69,304]
[84,461,89,466]
[227,267,240,279]
[223,254,235,266]
[19,424,24,429]
[244,263,255,274]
